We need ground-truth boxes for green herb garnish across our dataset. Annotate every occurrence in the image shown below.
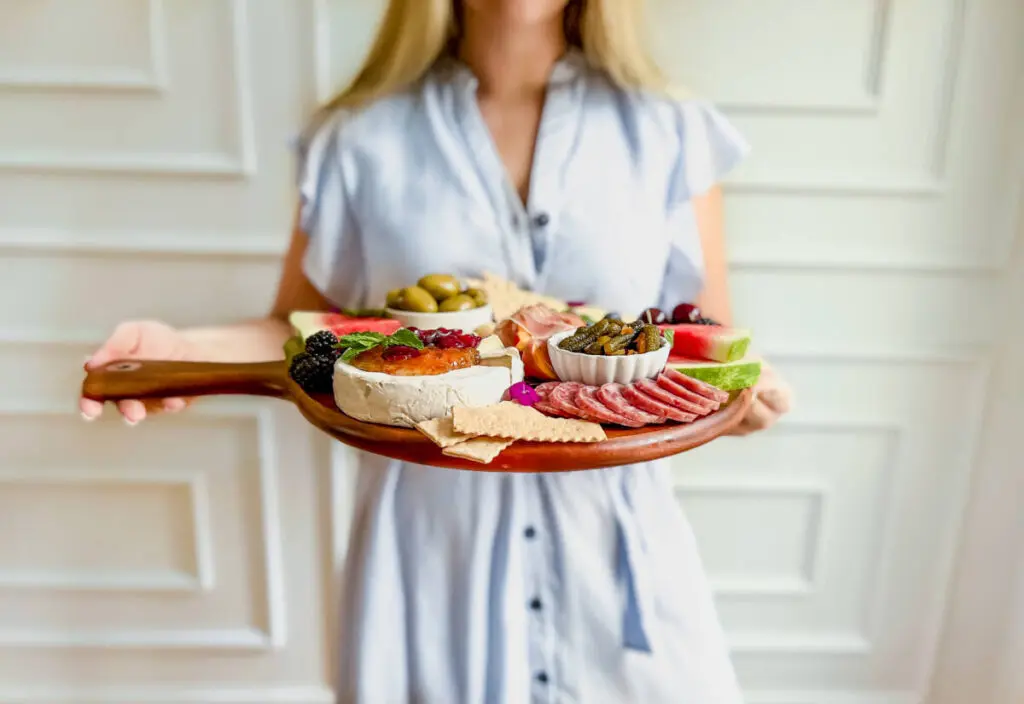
[662,328,675,346]
[334,328,424,362]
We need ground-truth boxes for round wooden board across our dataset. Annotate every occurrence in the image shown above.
[81,358,753,472]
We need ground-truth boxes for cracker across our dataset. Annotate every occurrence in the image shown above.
[415,416,475,449]
[452,402,607,443]
[465,272,568,321]
[441,436,515,464]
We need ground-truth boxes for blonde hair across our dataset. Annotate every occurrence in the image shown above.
[314,0,669,118]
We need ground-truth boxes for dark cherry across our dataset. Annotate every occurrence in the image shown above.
[671,303,702,324]
[638,307,668,325]
[381,345,421,361]
[435,335,463,349]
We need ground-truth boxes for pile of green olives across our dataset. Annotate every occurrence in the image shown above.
[386,274,489,314]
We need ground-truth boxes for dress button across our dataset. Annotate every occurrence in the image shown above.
[524,526,536,539]
[532,212,550,228]
[536,671,549,684]
[529,597,542,611]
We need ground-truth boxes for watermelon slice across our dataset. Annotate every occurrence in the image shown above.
[289,311,401,340]
[668,356,762,391]
[661,323,751,363]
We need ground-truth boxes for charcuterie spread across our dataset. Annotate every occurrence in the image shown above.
[285,273,761,465]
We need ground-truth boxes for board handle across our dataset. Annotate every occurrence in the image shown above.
[81,359,288,401]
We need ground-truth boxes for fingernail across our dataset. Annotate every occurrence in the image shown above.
[81,412,96,422]
[123,417,139,427]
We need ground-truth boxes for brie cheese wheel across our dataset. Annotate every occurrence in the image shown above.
[333,351,524,428]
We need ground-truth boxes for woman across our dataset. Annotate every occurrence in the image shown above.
[80,0,791,701]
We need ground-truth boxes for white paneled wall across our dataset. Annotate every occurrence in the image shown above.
[0,1,1019,702]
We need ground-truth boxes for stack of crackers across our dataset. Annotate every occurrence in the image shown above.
[415,402,608,464]
[464,272,570,322]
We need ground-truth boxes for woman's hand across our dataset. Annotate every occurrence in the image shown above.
[80,320,199,425]
[729,361,792,436]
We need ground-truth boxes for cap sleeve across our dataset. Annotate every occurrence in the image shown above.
[658,101,750,309]
[667,100,750,206]
[294,112,367,308]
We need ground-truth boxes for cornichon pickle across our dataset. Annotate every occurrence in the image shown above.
[604,333,635,354]
[559,329,597,352]
[642,324,662,351]
[584,335,613,355]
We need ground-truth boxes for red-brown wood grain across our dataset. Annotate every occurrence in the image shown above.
[81,359,752,472]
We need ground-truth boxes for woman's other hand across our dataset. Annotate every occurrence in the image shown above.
[80,320,198,424]
[730,361,792,436]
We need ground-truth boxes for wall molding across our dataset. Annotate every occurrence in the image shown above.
[0,0,255,178]
[0,403,287,652]
[0,227,1011,276]
[0,685,335,704]
[0,0,169,94]
[677,478,828,598]
[680,420,903,657]
[715,0,890,116]
[0,468,214,593]
[744,691,919,704]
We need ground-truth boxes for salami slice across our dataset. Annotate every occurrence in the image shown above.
[621,383,697,423]
[655,373,719,411]
[662,367,730,403]
[534,400,573,418]
[575,386,644,428]
[548,382,591,419]
[534,382,561,399]
[596,383,665,425]
[633,378,712,416]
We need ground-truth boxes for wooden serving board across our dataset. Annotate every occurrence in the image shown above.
[80,359,753,472]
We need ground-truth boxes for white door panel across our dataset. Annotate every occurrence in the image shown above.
[0,1,1018,702]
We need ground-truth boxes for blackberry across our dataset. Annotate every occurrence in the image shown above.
[305,330,339,357]
[289,353,335,394]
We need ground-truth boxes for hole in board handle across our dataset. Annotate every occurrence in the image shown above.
[107,361,142,372]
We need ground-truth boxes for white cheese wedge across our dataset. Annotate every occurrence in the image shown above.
[476,334,506,357]
[333,355,524,428]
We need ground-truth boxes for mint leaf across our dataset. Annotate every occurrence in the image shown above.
[663,329,675,346]
[336,331,387,349]
[340,347,363,362]
[387,328,424,349]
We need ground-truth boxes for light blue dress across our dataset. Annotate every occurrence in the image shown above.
[298,51,750,704]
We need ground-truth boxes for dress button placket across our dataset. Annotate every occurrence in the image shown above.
[524,477,553,700]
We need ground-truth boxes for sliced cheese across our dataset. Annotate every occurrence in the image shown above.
[333,359,521,428]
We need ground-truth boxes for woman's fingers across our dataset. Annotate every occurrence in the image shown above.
[162,397,188,413]
[80,396,188,424]
[80,397,104,421]
[86,323,141,370]
[117,399,148,425]
[730,395,781,436]
[758,385,791,415]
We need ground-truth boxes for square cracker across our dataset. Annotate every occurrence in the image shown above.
[415,416,475,449]
[441,436,515,464]
[452,402,607,443]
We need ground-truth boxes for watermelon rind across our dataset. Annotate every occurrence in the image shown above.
[669,356,762,391]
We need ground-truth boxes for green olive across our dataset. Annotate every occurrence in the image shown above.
[398,285,439,313]
[417,274,461,302]
[438,294,475,312]
[385,288,405,308]
[464,287,488,307]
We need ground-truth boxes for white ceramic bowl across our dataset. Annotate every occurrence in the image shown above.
[384,303,494,334]
[547,329,671,386]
